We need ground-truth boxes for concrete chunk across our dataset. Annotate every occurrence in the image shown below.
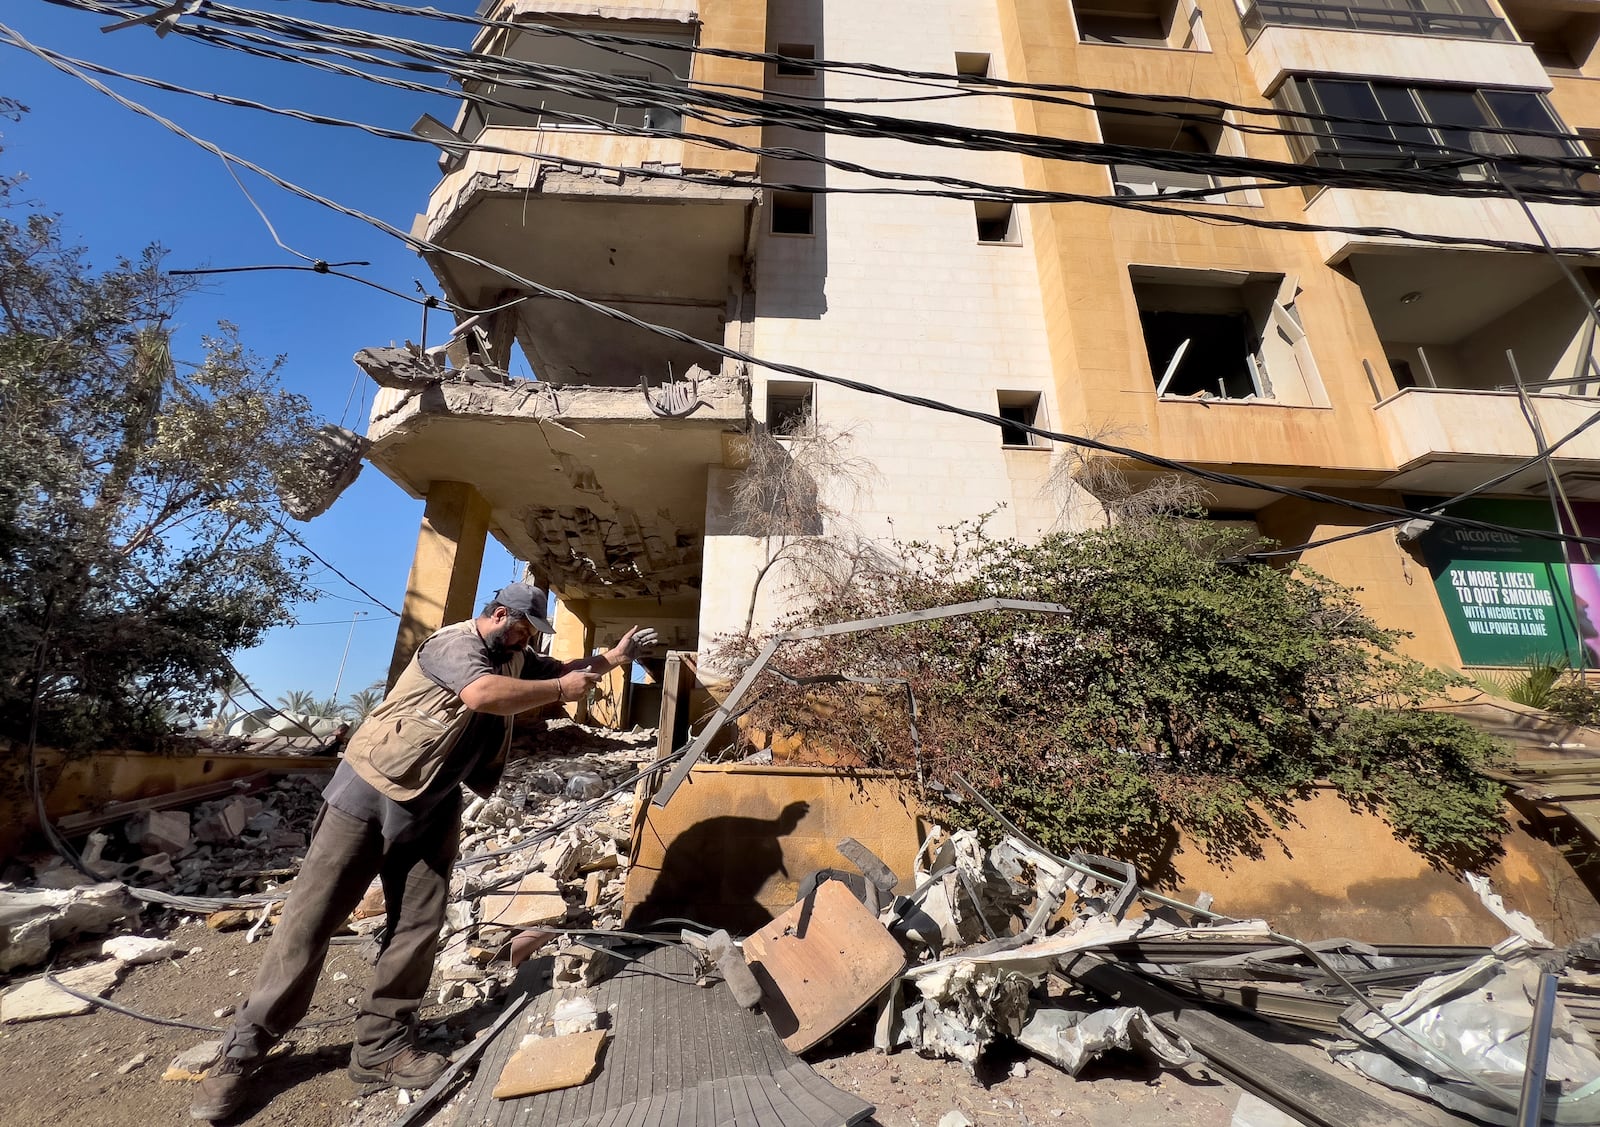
[163,1040,222,1082]
[101,935,177,965]
[130,809,190,856]
[0,883,139,973]
[0,959,122,1022]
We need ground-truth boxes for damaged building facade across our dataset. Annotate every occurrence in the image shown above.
[362,0,1600,683]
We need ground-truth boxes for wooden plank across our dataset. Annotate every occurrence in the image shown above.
[743,880,907,1053]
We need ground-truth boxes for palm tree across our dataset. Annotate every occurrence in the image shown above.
[345,684,384,723]
[277,689,320,716]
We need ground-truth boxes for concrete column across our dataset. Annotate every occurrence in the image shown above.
[387,481,492,687]
[551,596,595,722]
[486,288,521,371]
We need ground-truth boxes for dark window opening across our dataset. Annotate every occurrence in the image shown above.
[1075,0,1176,45]
[1141,309,1260,398]
[767,382,815,436]
[955,52,991,82]
[997,392,1043,446]
[776,43,817,77]
[1098,96,1227,198]
[1499,0,1600,71]
[771,191,814,235]
[975,201,1017,243]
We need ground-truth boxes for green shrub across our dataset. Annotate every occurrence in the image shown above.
[722,515,1510,873]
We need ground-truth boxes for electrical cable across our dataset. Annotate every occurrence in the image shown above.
[152,2,1600,195]
[44,0,1600,205]
[265,515,401,617]
[15,26,1600,556]
[42,969,356,1031]
[104,0,1600,155]
[22,37,1599,260]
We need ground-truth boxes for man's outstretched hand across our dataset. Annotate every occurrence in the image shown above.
[607,625,659,665]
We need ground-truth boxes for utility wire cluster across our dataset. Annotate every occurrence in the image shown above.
[6,2,1600,556]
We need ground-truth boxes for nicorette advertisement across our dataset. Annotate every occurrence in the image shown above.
[1411,498,1596,668]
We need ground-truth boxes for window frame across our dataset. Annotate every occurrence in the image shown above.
[1276,77,1581,188]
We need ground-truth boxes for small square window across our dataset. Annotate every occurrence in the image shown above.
[975,201,1018,244]
[771,191,814,235]
[997,391,1043,446]
[776,43,817,78]
[767,381,815,436]
[955,52,991,82]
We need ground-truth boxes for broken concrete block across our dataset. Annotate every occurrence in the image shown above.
[563,772,605,800]
[118,1052,150,1075]
[101,935,177,965]
[245,811,281,835]
[0,883,139,973]
[266,829,306,852]
[492,1030,607,1099]
[194,800,249,845]
[1,959,123,1022]
[353,881,386,920]
[480,874,565,929]
[32,860,95,890]
[163,1040,222,1082]
[129,809,190,856]
[135,853,174,879]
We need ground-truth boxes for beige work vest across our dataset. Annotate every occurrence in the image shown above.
[343,620,523,802]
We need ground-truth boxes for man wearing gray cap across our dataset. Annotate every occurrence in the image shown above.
[193,582,656,1121]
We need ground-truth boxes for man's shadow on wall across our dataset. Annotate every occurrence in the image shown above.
[628,800,810,935]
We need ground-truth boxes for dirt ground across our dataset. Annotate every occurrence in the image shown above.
[0,916,1475,1127]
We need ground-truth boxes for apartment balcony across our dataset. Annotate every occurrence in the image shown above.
[1241,0,1546,92]
[1354,247,1600,493]
[414,3,763,386]
[1376,388,1600,495]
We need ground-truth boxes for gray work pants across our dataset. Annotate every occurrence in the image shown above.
[223,802,459,1066]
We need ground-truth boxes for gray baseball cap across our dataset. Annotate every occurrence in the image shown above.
[492,582,556,633]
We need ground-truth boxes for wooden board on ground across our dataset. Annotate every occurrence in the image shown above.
[481,874,566,928]
[743,879,906,1053]
[492,1030,608,1099]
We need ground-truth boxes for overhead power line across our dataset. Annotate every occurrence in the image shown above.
[49,0,1600,201]
[14,23,1600,558]
[15,40,1600,259]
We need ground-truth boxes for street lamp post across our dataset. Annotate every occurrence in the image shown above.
[332,610,368,702]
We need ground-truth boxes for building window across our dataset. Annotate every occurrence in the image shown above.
[1237,0,1510,45]
[955,52,992,82]
[975,201,1018,244]
[766,381,815,437]
[1073,0,1207,49]
[1132,267,1327,406]
[771,191,815,235]
[997,391,1044,446]
[775,43,817,78]
[1275,78,1582,190]
[1098,96,1229,199]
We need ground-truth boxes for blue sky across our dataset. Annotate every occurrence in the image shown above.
[2,0,523,705]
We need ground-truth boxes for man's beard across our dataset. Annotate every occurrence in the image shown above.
[485,623,520,664]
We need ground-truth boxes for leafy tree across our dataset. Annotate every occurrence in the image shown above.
[720,515,1510,873]
[0,143,321,753]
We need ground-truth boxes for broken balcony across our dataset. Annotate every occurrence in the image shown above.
[1355,249,1600,495]
[416,2,763,386]
[360,350,746,610]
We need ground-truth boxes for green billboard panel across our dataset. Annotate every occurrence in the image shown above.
[1409,498,1585,668]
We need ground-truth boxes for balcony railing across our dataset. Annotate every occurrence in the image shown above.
[1240,0,1512,43]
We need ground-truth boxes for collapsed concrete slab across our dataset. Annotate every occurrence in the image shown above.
[0,883,139,973]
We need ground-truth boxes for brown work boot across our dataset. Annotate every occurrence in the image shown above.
[190,1053,259,1121]
[348,1045,449,1090]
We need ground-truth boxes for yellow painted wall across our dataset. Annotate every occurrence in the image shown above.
[682,0,765,174]
[996,0,1398,476]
